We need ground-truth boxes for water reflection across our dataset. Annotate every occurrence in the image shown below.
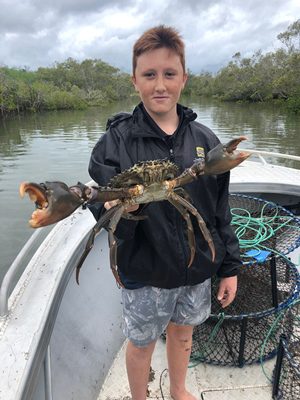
[187,99,300,157]
[0,98,299,283]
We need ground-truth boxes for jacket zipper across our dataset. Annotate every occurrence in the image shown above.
[166,138,189,284]
[169,145,175,162]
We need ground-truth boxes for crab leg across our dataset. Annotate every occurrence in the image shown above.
[169,192,215,262]
[167,197,196,267]
[121,211,148,221]
[88,185,144,203]
[107,205,126,287]
[170,187,197,267]
[169,160,204,189]
[75,205,123,284]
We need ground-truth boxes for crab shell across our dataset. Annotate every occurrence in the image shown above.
[109,159,179,188]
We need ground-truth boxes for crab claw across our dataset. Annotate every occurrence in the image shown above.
[20,181,86,228]
[204,136,250,175]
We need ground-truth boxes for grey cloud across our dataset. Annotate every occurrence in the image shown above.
[0,0,135,35]
[0,1,39,34]
[0,0,298,72]
[31,0,135,15]
[0,28,60,69]
[171,0,220,11]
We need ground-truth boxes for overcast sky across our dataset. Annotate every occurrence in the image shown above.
[0,0,299,73]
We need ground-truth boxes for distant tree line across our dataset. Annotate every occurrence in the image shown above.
[0,19,299,117]
[0,58,134,116]
[184,19,300,113]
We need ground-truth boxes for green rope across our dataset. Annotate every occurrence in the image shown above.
[259,298,300,382]
[230,204,300,266]
[189,311,225,368]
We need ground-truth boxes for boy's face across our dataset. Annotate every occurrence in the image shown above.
[132,47,187,120]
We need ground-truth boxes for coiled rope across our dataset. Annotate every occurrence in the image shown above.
[230,203,300,264]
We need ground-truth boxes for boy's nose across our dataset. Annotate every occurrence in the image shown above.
[154,76,166,92]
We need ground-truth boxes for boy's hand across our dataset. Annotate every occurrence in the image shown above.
[104,200,139,213]
[217,276,237,308]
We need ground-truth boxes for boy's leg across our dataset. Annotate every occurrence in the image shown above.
[126,339,156,400]
[122,286,176,399]
[121,283,209,399]
[166,323,196,400]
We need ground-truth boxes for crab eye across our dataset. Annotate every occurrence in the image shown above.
[165,173,175,180]
[35,202,43,209]
[126,179,141,187]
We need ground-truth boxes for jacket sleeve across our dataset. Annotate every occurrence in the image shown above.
[88,129,139,240]
[215,171,242,277]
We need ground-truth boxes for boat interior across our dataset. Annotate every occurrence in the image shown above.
[1,159,300,400]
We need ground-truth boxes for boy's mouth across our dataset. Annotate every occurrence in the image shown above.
[153,96,169,100]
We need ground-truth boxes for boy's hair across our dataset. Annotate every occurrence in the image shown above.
[132,25,185,74]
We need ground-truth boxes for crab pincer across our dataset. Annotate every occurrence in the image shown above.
[19,181,88,227]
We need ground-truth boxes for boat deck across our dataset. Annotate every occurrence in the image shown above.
[229,160,300,197]
[98,338,275,400]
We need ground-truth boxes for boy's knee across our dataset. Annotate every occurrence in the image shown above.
[127,339,156,358]
[166,324,193,344]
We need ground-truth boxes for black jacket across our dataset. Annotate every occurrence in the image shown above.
[88,103,242,289]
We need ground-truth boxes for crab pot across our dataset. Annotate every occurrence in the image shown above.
[272,302,300,399]
[190,194,300,367]
[191,255,300,367]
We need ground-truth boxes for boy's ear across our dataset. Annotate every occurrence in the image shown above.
[182,73,188,88]
[131,75,138,91]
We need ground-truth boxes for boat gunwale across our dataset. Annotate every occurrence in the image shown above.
[0,208,95,400]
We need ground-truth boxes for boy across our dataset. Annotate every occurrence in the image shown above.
[89,25,241,400]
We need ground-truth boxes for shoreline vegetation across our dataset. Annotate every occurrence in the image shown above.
[1,20,299,117]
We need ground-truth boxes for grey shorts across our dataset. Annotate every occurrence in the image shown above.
[121,280,211,347]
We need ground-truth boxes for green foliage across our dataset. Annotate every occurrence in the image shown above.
[277,19,300,53]
[36,58,133,106]
[183,71,214,97]
[0,58,133,116]
[286,92,300,113]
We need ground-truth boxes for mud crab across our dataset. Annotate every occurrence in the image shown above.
[20,136,250,286]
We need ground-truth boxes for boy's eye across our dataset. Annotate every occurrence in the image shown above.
[143,72,155,78]
[165,71,176,77]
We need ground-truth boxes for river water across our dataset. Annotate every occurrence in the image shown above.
[0,98,299,284]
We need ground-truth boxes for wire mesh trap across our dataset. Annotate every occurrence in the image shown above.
[228,194,300,262]
[191,255,300,367]
[272,301,300,399]
[190,194,300,367]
